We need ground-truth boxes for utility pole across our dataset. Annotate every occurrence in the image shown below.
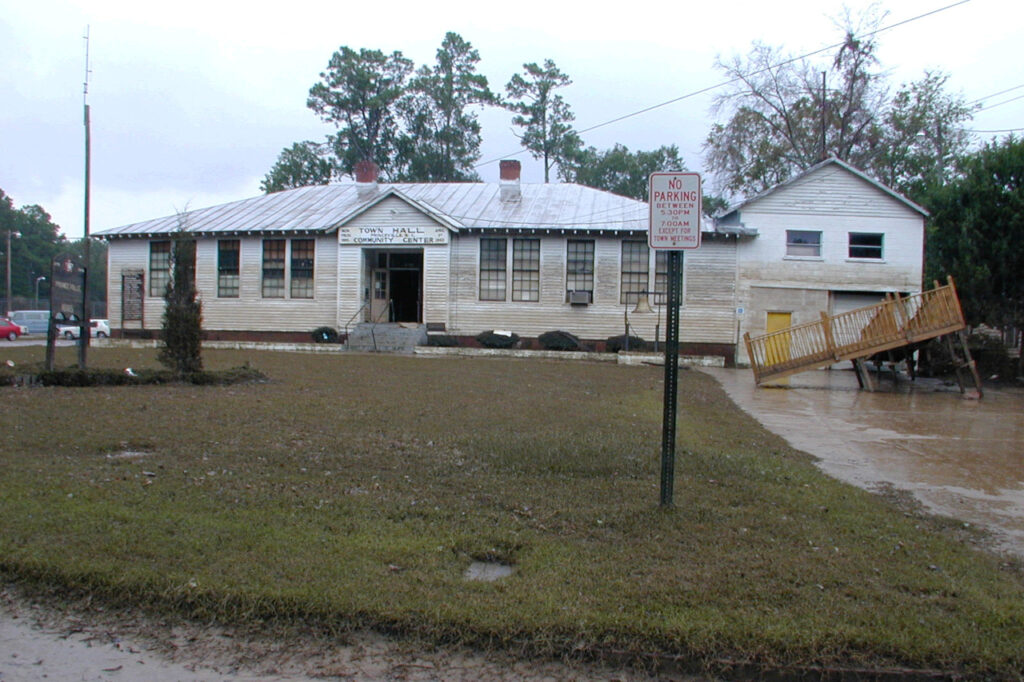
[4,229,16,314]
[80,25,92,367]
[820,71,827,162]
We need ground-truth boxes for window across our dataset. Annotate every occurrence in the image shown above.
[217,240,240,298]
[149,241,170,296]
[849,232,883,259]
[290,239,315,298]
[654,251,668,304]
[620,240,649,304]
[566,239,594,301]
[652,251,685,304]
[512,238,540,302]
[262,239,286,298]
[479,238,507,301]
[786,230,822,257]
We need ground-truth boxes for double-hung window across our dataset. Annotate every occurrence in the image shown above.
[566,239,594,302]
[261,238,315,299]
[290,239,315,298]
[149,241,171,296]
[654,251,668,304]
[261,239,286,298]
[512,238,540,302]
[479,238,507,301]
[620,240,649,304]
[217,240,240,298]
[848,232,883,259]
[786,230,822,257]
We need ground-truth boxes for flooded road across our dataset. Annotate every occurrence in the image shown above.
[702,367,1024,558]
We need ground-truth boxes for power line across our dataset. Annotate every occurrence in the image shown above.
[977,93,1024,113]
[476,0,973,170]
[970,83,1024,106]
[966,128,1024,133]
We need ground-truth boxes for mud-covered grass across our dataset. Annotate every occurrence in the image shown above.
[1,345,1022,678]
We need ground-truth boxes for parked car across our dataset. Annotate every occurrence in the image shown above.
[7,310,50,334]
[1,316,26,341]
[58,318,111,339]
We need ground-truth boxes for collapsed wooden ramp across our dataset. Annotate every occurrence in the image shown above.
[744,278,982,395]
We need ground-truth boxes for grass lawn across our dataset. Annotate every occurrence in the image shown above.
[1,345,1022,678]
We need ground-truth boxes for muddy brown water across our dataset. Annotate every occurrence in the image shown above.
[702,367,1024,558]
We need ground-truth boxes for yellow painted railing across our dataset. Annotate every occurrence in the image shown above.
[744,278,966,384]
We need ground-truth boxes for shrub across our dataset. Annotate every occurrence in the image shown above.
[159,233,203,377]
[312,326,339,343]
[605,334,646,353]
[476,330,520,349]
[5,365,268,388]
[538,330,585,351]
[426,334,459,347]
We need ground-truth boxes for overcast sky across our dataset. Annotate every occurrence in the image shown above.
[2,0,1021,240]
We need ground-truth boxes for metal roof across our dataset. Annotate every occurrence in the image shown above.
[715,157,930,221]
[94,181,652,238]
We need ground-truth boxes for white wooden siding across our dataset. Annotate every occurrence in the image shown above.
[732,163,926,365]
[107,236,340,333]
[446,234,737,345]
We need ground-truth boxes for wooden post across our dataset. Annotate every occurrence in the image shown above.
[820,311,836,360]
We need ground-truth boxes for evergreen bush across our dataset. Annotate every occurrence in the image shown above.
[476,330,520,349]
[312,326,339,343]
[605,333,646,353]
[538,330,585,351]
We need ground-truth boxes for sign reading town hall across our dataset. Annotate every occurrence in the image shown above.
[338,224,449,245]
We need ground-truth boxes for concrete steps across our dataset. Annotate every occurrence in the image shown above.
[346,323,427,353]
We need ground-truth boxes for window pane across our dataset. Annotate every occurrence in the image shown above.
[262,239,286,298]
[149,241,170,296]
[512,238,539,302]
[566,239,594,297]
[290,239,315,298]
[849,232,883,259]
[217,240,240,298]
[620,240,649,304]
[786,230,821,257]
[479,238,506,301]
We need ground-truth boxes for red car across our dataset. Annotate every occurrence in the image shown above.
[1,316,25,341]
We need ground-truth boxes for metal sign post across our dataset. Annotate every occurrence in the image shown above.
[649,172,701,507]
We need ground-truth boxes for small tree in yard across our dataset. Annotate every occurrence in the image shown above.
[159,231,203,377]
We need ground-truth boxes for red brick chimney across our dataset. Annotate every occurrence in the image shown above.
[499,160,521,202]
[355,159,379,200]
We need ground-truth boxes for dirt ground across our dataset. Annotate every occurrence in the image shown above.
[6,365,1021,681]
[0,584,709,682]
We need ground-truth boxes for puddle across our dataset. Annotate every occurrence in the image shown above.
[106,450,151,460]
[702,367,1024,558]
[464,562,515,581]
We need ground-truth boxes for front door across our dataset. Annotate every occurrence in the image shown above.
[370,269,389,322]
[764,312,793,379]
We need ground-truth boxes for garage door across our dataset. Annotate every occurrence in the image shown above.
[830,291,887,317]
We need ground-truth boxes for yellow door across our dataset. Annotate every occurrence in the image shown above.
[765,312,793,368]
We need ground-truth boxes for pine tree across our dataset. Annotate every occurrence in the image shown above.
[159,230,202,377]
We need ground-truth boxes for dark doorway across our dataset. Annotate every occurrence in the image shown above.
[367,250,422,323]
[390,268,421,322]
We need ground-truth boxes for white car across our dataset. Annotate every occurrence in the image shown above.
[58,319,110,339]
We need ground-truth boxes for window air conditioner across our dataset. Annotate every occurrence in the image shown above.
[568,290,591,305]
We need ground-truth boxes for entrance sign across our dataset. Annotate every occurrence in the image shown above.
[50,256,86,323]
[649,172,702,250]
[338,224,449,245]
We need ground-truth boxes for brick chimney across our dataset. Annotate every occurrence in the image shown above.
[355,159,379,200]
[499,159,521,202]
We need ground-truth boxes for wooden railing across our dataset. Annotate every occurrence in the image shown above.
[744,278,966,384]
